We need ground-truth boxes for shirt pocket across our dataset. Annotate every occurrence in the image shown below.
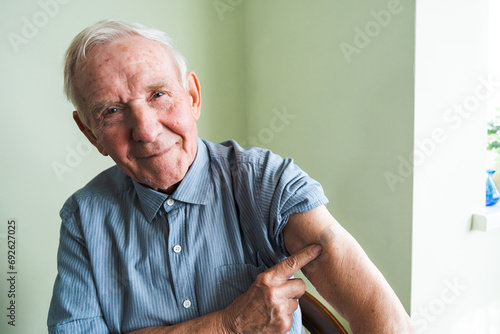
[215,263,265,308]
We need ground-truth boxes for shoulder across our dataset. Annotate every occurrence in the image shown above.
[60,165,133,220]
[202,139,323,201]
[202,139,286,171]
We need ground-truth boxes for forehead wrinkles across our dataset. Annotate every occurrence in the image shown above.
[97,59,162,96]
[80,44,170,101]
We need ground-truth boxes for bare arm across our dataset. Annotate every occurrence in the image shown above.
[283,205,414,333]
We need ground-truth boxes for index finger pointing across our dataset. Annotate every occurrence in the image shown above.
[271,244,322,281]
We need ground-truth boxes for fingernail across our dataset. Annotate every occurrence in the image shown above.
[312,244,322,254]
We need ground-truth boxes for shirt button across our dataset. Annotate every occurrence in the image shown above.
[173,245,182,253]
[182,299,192,309]
[166,198,175,206]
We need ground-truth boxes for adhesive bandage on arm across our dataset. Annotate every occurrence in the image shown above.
[317,223,341,246]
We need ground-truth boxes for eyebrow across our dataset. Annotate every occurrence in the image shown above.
[147,80,170,92]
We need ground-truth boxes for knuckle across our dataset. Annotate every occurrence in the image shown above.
[265,287,280,304]
[270,307,291,333]
[275,317,293,334]
[275,303,287,315]
[256,272,273,286]
[284,256,299,271]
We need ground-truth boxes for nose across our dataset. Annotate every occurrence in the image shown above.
[129,103,163,143]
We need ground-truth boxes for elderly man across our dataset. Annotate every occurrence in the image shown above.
[48,20,413,333]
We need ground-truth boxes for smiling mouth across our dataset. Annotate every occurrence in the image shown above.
[137,146,172,159]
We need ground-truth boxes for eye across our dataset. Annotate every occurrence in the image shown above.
[152,92,164,99]
[106,107,119,115]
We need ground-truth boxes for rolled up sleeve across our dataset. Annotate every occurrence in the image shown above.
[48,211,108,333]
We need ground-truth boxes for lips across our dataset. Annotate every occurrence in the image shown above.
[135,145,173,159]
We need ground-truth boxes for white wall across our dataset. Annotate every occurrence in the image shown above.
[412,0,500,333]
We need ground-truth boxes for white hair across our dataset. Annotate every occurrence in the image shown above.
[64,19,188,126]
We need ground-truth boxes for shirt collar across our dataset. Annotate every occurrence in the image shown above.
[170,138,211,206]
[133,138,211,222]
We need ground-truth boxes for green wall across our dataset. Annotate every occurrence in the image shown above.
[13,1,495,333]
[242,1,415,330]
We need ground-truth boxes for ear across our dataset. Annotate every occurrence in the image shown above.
[73,111,109,156]
[186,71,201,121]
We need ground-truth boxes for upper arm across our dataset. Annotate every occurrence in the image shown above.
[282,204,339,255]
[282,206,414,332]
[48,216,108,332]
[282,205,363,318]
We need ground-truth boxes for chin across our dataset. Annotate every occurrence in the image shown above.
[140,175,180,192]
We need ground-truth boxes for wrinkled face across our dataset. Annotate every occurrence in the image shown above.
[73,35,201,193]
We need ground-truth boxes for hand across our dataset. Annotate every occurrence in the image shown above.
[222,244,322,334]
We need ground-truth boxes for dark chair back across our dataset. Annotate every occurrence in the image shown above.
[300,291,349,334]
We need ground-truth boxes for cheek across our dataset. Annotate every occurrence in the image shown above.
[99,130,128,156]
[164,104,197,133]
[171,117,197,137]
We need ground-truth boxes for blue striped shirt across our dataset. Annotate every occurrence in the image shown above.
[48,138,328,333]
